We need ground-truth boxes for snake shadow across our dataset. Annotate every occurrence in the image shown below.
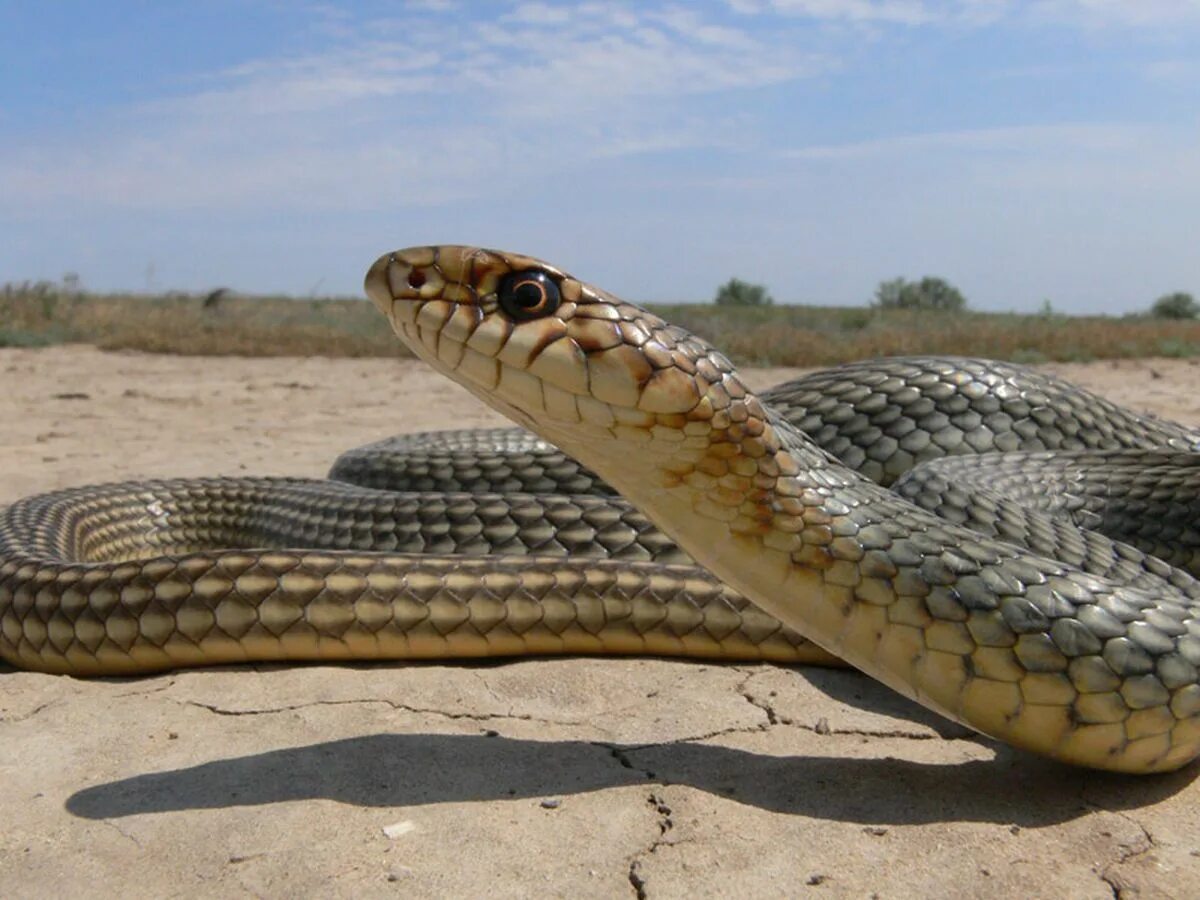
[66,729,1194,827]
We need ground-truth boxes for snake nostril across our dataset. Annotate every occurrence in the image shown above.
[407,269,427,289]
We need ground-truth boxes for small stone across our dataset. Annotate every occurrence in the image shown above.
[382,820,416,839]
[806,873,828,886]
[814,717,831,735]
[387,865,413,882]
[540,798,562,809]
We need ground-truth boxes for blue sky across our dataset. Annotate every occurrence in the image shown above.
[2,1,1198,311]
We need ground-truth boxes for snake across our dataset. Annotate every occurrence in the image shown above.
[3,246,1200,774]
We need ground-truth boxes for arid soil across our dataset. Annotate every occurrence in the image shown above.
[2,346,1199,898]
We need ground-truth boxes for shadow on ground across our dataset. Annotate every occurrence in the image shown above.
[67,730,1195,827]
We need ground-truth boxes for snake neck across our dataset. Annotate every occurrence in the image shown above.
[538,372,826,590]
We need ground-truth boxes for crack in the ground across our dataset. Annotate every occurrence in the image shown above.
[1109,812,1155,864]
[0,700,56,723]
[100,818,143,850]
[176,693,689,734]
[595,742,660,782]
[176,697,569,727]
[1080,788,1157,899]
[470,670,506,707]
[734,666,779,728]
[114,678,177,699]
[587,674,957,787]
[734,669,950,741]
[181,689,945,743]
[627,791,675,900]
[795,722,942,741]
[1099,819,1155,900]
[590,717,782,784]
[1101,866,1141,900]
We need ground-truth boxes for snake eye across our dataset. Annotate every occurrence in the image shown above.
[497,271,560,322]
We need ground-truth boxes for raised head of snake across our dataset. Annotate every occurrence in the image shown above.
[366,245,1200,774]
[365,245,764,497]
[365,246,789,582]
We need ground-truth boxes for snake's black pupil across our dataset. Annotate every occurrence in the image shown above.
[498,271,561,321]
[514,281,543,308]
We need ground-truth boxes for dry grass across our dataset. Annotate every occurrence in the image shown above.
[3,281,1198,367]
[1,284,400,357]
[659,304,1200,366]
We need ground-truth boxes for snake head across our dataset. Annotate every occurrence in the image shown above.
[365,245,744,445]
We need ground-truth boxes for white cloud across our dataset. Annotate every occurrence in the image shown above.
[0,4,822,215]
[6,0,1195,221]
[1029,0,1200,27]
[780,123,1151,160]
[790,0,930,22]
[774,123,1200,247]
[505,2,574,25]
[729,0,1200,26]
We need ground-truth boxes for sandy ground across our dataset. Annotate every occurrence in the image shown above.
[2,346,1200,899]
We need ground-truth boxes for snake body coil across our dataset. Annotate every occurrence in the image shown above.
[3,245,1200,774]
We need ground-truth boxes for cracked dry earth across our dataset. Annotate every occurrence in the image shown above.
[2,347,1200,899]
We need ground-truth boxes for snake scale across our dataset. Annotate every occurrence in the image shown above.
[3,245,1199,773]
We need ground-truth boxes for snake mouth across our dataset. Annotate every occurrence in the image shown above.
[365,246,480,322]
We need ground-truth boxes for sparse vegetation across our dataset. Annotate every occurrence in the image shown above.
[874,276,967,312]
[2,279,1199,367]
[0,280,401,357]
[714,277,773,307]
[652,303,1200,366]
[1150,291,1198,320]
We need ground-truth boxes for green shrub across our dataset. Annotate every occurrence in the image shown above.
[874,276,967,312]
[714,278,773,307]
[1150,291,1198,319]
[0,327,56,348]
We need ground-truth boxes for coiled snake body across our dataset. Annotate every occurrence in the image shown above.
[3,245,1200,774]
